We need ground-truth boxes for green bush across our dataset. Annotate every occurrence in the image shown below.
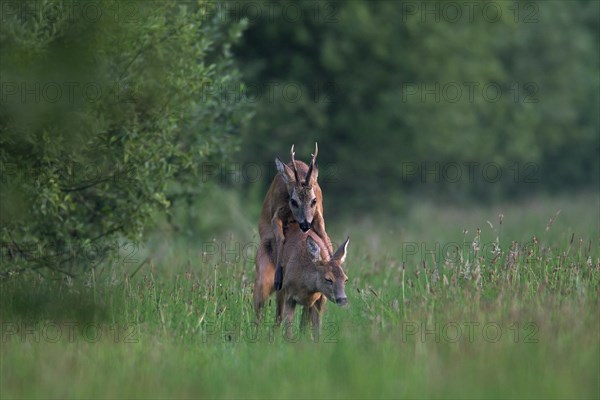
[0,0,251,276]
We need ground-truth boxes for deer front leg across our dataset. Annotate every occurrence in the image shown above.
[275,289,285,326]
[283,297,297,340]
[271,211,286,291]
[310,295,327,340]
[300,306,310,333]
[311,211,333,256]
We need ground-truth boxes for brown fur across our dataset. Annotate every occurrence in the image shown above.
[278,223,349,338]
[253,146,333,322]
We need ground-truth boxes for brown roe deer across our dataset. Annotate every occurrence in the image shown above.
[254,144,333,322]
[276,223,349,337]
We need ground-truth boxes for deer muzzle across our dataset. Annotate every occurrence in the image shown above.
[299,220,311,232]
[335,296,348,307]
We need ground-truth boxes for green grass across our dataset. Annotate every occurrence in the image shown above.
[1,192,599,399]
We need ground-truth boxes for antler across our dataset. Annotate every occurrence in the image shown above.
[305,142,318,186]
[290,144,300,183]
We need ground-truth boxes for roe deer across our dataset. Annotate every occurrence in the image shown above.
[277,223,349,338]
[254,144,333,321]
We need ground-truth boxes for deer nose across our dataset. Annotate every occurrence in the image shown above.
[335,297,348,307]
[299,221,311,232]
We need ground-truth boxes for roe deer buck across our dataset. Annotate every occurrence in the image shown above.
[277,223,349,337]
[254,144,333,321]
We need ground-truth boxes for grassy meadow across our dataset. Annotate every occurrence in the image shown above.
[1,191,599,399]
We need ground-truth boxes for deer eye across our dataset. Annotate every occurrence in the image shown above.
[311,198,317,207]
[325,278,333,284]
[290,199,298,208]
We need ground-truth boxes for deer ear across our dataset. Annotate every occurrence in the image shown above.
[306,236,321,263]
[275,157,294,184]
[333,236,349,264]
[309,162,318,184]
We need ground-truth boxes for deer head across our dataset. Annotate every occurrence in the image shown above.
[275,143,319,233]
[306,235,349,307]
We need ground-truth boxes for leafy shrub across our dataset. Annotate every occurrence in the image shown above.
[0,0,251,276]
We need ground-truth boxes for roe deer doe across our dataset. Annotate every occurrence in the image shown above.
[254,144,333,322]
[276,223,349,337]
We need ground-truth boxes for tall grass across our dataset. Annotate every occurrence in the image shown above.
[1,192,598,399]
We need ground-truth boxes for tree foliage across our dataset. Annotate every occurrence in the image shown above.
[235,0,599,209]
[0,0,251,275]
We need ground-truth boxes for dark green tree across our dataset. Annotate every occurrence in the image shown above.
[0,0,251,276]
[235,0,599,210]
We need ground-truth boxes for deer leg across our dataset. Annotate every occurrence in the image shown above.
[271,214,285,291]
[283,298,297,340]
[311,212,333,256]
[310,295,327,340]
[253,243,275,322]
[275,289,285,326]
[274,263,283,291]
[300,306,310,334]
